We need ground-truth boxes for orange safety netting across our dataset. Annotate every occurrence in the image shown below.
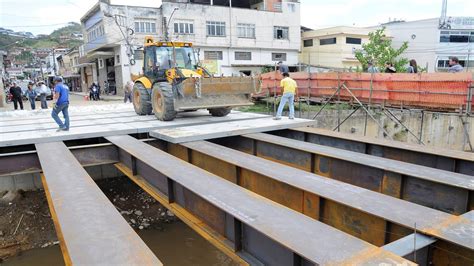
[259,72,473,110]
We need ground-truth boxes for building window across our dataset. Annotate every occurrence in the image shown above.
[204,51,223,60]
[320,37,337,45]
[87,22,104,43]
[274,26,289,40]
[207,21,226,37]
[272,53,287,61]
[303,39,313,47]
[116,54,120,64]
[237,23,255,39]
[174,20,194,34]
[134,49,144,60]
[235,52,252,61]
[346,37,362,45]
[287,3,296,12]
[437,59,466,68]
[134,20,156,33]
[116,15,127,27]
[440,31,474,43]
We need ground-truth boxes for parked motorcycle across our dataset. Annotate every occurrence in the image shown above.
[91,87,99,101]
[5,90,13,103]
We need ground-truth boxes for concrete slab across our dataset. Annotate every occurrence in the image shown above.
[0,123,138,147]
[0,111,139,127]
[131,112,269,133]
[0,110,269,147]
[1,114,157,133]
[150,118,316,143]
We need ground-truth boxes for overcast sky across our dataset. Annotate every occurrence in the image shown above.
[0,0,472,35]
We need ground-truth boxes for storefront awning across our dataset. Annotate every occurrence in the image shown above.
[63,74,81,78]
[73,63,94,68]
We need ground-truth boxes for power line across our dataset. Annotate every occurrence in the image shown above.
[1,23,71,28]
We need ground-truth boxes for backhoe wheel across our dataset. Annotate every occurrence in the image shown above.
[133,82,152,115]
[152,83,177,121]
[208,107,232,117]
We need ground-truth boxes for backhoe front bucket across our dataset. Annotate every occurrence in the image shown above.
[173,76,260,110]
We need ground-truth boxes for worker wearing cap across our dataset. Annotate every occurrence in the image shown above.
[51,76,70,131]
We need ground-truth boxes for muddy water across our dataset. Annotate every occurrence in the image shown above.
[3,221,237,266]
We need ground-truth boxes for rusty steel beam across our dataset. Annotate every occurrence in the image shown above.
[383,211,474,266]
[217,133,474,215]
[105,135,412,265]
[0,140,163,177]
[36,142,161,265]
[176,140,474,265]
[278,127,474,176]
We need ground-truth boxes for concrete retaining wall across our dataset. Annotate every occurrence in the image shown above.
[0,164,121,192]
[312,108,473,152]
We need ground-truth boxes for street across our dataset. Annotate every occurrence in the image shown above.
[0,93,126,112]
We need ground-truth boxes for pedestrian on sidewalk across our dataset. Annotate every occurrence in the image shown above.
[384,62,397,73]
[9,82,23,110]
[37,81,48,109]
[124,80,133,103]
[367,61,379,73]
[448,57,464,73]
[407,59,418,73]
[25,82,37,110]
[277,61,289,74]
[104,80,110,95]
[51,76,70,132]
[274,72,297,120]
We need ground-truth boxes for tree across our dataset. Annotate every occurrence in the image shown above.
[355,27,409,72]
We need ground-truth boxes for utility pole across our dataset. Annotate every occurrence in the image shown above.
[40,59,45,81]
[467,36,471,72]
[52,48,56,76]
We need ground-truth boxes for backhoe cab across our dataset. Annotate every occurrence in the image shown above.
[132,36,258,121]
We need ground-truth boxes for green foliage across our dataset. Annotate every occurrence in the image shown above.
[49,22,81,39]
[355,27,409,73]
[14,51,34,63]
[261,65,275,74]
[0,22,82,52]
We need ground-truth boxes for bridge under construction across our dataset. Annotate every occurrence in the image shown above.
[0,106,473,265]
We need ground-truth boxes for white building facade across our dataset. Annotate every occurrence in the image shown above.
[79,0,301,95]
[383,17,474,72]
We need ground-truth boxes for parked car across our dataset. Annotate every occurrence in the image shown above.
[34,83,53,101]
[35,86,53,101]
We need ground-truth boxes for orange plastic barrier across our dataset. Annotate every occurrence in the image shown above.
[259,72,473,111]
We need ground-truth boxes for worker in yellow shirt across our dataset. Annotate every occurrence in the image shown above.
[274,72,297,120]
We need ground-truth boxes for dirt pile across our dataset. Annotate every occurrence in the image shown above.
[0,176,175,262]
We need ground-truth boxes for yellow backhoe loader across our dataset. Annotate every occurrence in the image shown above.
[132,36,259,121]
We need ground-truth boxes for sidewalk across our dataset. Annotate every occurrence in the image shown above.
[70,91,124,102]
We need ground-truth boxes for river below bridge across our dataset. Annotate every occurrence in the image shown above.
[3,221,236,266]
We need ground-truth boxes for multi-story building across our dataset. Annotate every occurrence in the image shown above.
[383,17,473,72]
[78,0,301,95]
[299,26,373,70]
[58,49,81,91]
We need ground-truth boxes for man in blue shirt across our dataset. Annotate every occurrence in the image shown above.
[51,76,70,131]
